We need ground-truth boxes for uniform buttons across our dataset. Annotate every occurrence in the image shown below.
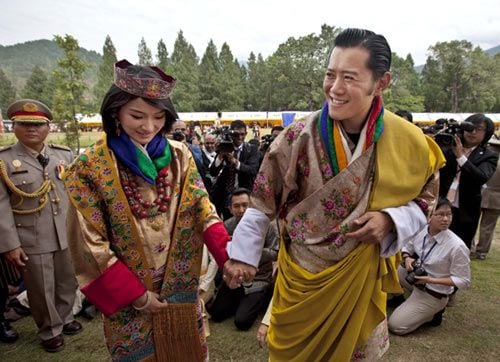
[16,223,22,227]
[22,180,26,184]
[53,211,58,215]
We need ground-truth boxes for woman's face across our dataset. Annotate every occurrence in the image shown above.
[117,98,166,145]
[429,205,453,233]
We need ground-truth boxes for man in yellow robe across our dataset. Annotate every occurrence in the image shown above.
[224,28,445,361]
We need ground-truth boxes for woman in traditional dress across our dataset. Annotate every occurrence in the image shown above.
[63,60,230,361]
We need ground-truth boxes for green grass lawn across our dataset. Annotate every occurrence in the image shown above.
[1,232,499,361]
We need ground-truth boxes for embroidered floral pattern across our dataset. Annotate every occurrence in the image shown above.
[297,153,310,177]
[285,121,305,145]
[64,138,210,361]
[288,213,317,244]
[321,188,354,221]
[252,172,273,198]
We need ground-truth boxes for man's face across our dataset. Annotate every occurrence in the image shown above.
[229,193,249,221]
[429,205,453,233]
[462,121,487,148]
[204,135,216,153]
[231,127,247,147]
[13,121,50,151]
[271,129,282,138]
[322,46,390,132]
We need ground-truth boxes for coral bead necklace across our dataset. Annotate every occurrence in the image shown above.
[119,165,171,230]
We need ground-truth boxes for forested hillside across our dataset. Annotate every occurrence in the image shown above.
[0,39,101,91]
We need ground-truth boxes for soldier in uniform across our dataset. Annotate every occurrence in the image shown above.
[0,99,82,352]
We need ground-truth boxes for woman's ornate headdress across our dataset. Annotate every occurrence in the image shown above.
[114,59,177,99]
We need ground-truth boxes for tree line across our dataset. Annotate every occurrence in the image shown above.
[1,25,499,141]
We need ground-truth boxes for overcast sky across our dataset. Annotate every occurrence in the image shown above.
[1,0,499,66]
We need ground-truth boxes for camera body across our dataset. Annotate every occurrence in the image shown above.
[213,126,239,154]
[172,130,185,142]
[433,119,475,148]
[259,134,275,153]
[405,258,428,285]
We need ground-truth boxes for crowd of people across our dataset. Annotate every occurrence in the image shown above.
[0,27,498,361]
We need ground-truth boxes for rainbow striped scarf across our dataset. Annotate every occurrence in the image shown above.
[319,97,384,176]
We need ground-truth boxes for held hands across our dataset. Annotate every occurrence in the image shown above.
[223,259,257,289]
[5,247,29,268]
[345,211,394,244]
[132,291,169,313]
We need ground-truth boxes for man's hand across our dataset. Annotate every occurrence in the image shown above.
[225,152,239,167]
[346,211,394,244]
[223,259,257,289]
[4,247,29,268]
[452,135,465,158]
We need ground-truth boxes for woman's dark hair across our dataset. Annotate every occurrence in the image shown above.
[434,197,453,212]
[464,113,495,146]
[333,28,392,80]
[100,65,178,136]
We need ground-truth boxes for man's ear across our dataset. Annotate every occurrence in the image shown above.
[375,72,392,96]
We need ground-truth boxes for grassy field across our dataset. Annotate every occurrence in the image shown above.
[1,231,499,362]
[1,130,499,361]
[0,132,101,149]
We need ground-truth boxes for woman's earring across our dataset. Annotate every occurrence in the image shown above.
[114,118,121,136]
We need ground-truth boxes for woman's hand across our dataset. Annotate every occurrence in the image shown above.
[256,323,269,348]
[132,291,169,313]
[405,256,415,271]
[414,275,432,285]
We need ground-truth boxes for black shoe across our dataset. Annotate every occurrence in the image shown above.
[41,334,65,352]
[428,309,444,327]
[8,299,31,316]
[0,320,19,343]
[62,320,83,335]
[387,294,406,309]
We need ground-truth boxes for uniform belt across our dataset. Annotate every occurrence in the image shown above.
[424,287,448,299]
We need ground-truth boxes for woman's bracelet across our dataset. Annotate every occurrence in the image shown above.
[133,291,152,311]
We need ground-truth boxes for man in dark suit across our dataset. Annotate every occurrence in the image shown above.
[439,114,498,249]
[209,120,260,219]
[0,99,82,352]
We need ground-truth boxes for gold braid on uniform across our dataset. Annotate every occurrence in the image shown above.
[0,159,56,214]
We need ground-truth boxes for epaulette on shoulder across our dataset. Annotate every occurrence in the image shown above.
[49,143,72,152]
[0,145,13,152]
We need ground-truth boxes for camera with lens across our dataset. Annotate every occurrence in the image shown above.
[213,126,238,154]
[433,119,475,148]
[172,130,185,142]
[259,134,275,153]
[405,258,428,285]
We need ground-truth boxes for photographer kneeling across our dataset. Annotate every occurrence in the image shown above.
[388,198,470,335]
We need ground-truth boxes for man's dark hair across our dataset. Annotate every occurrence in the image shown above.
[271,126,284,133]
[464,113,495,146]
[229,187,251,204]
[395,110,413,123]
[230,120,246,130]
[435,197,453,212]
[333,28,391,80]
[100,65,178,136]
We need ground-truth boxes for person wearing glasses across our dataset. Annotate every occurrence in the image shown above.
[388,198,471,335]
[201,133,217,193]
[438,114,498,249]
[209,120,260,220]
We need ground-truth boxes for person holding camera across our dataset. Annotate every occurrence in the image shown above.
[438,113,498,249]
[388,198,471,335]
[209,120,260,220]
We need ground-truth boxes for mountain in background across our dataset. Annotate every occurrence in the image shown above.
[1,39,499,92]
[0,39,102,94]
